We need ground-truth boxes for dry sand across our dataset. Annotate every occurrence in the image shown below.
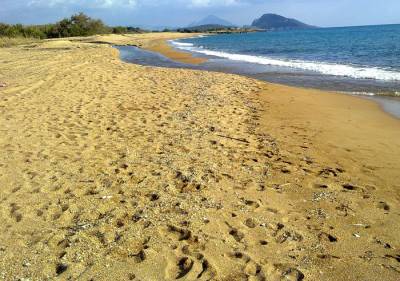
[0,34,399,281]
[69,33,207,64]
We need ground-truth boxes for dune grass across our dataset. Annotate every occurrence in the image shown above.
[0,37,39,48]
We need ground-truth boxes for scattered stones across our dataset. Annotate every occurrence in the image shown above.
[312,191,335,202]
[276,230,303,243]
[1,35,398,281]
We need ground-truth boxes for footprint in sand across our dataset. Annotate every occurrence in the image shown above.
[228,227,245,242]
[376,201,390,211]
[10,203,22,222]
[165,254,215,280]
[167,225,192,241]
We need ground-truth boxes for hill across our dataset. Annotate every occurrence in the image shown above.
[189,15,234,27]
[252,14,316,30]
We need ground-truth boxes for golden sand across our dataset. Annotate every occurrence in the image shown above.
[0,34,399,281]
[68,32,207,64]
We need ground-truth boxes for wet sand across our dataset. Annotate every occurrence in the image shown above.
[145,39,207,65]
[0,34,399,281]
[140,35,208,65]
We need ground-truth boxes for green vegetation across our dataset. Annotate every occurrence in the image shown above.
[0,37,40,48]
[47,13,110,38]
[0,13,144,46]
[177,24,257,34]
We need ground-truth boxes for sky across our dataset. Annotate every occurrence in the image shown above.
[0,0,399,28]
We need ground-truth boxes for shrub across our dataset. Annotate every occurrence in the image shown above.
[112,26,129,34]
[0,13,143,44]
[47,13,110,38]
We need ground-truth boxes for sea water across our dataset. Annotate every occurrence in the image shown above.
[116,24,400,117]
[171,25,400,96]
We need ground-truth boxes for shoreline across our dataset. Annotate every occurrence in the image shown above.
[145,38,207,65]
[137,37,400,119]
[142,34,208,65]
[1,34,399,280]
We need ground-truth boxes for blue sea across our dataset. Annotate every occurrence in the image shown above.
[172,25,400,93]
[117,24,400,117]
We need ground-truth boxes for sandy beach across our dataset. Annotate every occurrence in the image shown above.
[0,33,399,281]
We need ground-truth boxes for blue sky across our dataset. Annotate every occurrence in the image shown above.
[0,0,399,28]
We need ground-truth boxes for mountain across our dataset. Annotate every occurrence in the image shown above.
[189,15,234,27]
[251,14,316,30]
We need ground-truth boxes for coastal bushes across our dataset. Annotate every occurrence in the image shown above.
[0,13,143,43]
[47,13,110,38]
[0,23,49,39]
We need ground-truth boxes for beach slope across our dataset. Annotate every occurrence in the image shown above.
[0,35,399,281]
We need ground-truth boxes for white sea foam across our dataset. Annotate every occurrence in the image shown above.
[170,40,400,82]
[345,92,376,96]
[169,41,194,47]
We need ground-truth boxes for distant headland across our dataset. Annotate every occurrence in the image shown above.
[177,13,316,33]
[251,14,316,30]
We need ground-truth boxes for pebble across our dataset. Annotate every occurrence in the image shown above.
[56,263,68,275]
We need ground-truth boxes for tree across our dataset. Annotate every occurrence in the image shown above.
[112,26,128,34]
[0,13,143,41]
[47,13,110,38]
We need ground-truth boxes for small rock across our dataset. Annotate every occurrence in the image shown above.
[245,218,257,228]
[56,263,68,275]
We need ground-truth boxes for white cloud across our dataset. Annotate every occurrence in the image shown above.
[27,0,250,9]
[189,0,239,7]
[28,0,137,9]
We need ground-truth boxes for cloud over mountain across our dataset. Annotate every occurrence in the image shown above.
[1,0,399,28]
